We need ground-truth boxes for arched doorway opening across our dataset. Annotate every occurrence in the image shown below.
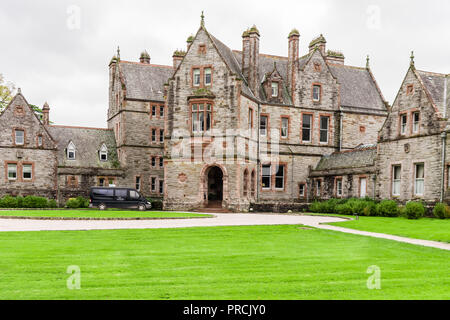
[206,166,223,208]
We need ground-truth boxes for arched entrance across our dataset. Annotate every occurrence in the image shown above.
[206,166,223,208]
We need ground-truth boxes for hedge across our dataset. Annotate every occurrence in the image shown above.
[404,201,425,219]
[0,195,57,208]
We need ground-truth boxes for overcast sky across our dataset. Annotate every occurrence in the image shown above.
[1,0,449,128]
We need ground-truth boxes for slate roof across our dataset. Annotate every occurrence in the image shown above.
[119,61,174,102]
[328,65,386,113]
[48,125,119,168]
[416,70,449,114]
[314,147,376,171]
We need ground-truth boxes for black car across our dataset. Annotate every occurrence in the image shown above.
[89,187,152,211]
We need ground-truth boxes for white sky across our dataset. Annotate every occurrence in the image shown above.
[1,0,449,128]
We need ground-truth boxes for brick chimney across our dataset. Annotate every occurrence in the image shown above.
[325,50,345,65]
[173,50,186,69]
[139,50,150,64]
[309,34,326,55]
[42,102,50,125]
[242,25,260,94]
[287,29,300,100]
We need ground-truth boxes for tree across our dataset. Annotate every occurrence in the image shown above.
[0,73,16,111]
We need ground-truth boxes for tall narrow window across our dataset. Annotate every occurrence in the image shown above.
[248,108,253,130]
[67,142,76,160]
[262,165,271,189]
[275,165,285,189]
[159,180,164,194]
[159,157,164,168]
[15,129,24,145]
[151,129,156,142]
[251,170,256,198]
[99,144,108,161]
[312,85,321,102]
[336,178,343,197]
[281,117,289,138]
[135,176,141,191]
[160,106,165,118]
[193,68,200,86]
[151,105,157,117]
[316,179,322,197]
[204,68,212,86]
[243,169,249,196]
[151,157,156,167]
[299,183,306,198]
[302,114,312,142]
[160,129,164,142]
[192,103,212,132]
[271,82,279,97]
[414,163,424,196]
[260,115,268,136]
[23,164,32,180]
[151,177,156,192]
[37,135,43,147]
[98,177,105,186]
[320,116,329,143]
[392,165,401,196]
[7,164,17,180]
[412,112,420,133]
[400,114,407,135]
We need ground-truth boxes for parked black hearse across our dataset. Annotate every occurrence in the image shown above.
[89,187,152,211]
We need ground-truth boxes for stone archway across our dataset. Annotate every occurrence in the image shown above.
[200,164,228,208]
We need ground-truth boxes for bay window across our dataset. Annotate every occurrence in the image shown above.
[192,103,212,133]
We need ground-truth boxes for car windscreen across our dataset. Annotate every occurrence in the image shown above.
[92,188,114,197]
[129,190,140,200]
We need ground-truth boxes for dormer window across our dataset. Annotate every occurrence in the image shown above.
[99,144,108,161]
[193,69,201,86]
[15,129,24,145]
[271,82,279,97]
[312,84,321,102]
[67,142,76,160]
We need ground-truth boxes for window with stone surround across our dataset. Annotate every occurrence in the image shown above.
[335,178,343,197]
[193,68,201,86]
[281,117,289,138]
[15,129,24,145]
[271,82,279,97]
[159,105,165,118]
[299,183,306,198]
[151,177,157,192]
[151,156,156,167]
[312,84,321,102]
[414,163,424,196]
[67,141,76,160]
[251,170,256,198]
[400,113,407,135]
[260,115,268,136]
[151,105,157,117]
[248,108,253,130]
[320,116,330,143]
[262,164,271,189]
[151,129,157,142]
[392,165,401,196]
[302,114,312,142]
[160,129,164,142]
[159,157,164,168]
[99,144,108,161]
[275,165,285,190]
[135,176,141,191]
[315,179,322,197]
[22,164,32,180]
[7,163,17,180]
[191,103,212,133]
[204,68,212,86]
[159,180,164,194]
[412,112,420,134]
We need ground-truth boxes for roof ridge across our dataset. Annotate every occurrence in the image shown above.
[327,63,366,71]
[50,124,112,131]
[232,50,288,60]
[416,69,448,77]
[120,60,173,69]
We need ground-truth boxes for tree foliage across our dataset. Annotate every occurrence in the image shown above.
[0,73,16,111]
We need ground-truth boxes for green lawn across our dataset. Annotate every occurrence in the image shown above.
[325,215,450,243]
[0,225,448,299]
[0,209,209,219]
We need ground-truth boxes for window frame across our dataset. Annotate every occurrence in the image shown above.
[193,68,201,87]
[301,113,313,143]
[392,165,401,196]
[67,141,76,160]
[414,163,425,196]
[190,100,213,133]
[260,114,268,137]
[6,162,18,181]
[298,183,307,198]
[271,82,279,97]
[274,164,286,190]
[280,116,289,139]
[204,67,212,86]
[261,164,271,190]
[335,177,343,197]
[312,83,322,102]
[319,115,330,144]
[399,113,408,135]
[14,129,25,146]
[22,163,33,181]
[412,111,420,134]
[99,144,108,162]
[135,176,141,191]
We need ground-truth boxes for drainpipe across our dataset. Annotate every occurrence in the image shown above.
[288,146,294,199]
[339,111,344,151]
[372,174,376,200]
[440,131,447,203]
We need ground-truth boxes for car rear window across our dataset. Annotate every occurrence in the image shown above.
[92,189,113,197]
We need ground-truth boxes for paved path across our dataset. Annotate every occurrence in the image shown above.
[0,213,448,251]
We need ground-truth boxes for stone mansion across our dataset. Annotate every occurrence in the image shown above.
[1,16,449,211]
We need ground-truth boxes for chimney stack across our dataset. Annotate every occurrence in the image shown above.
[242,25,260,94]
[139,50,150,64]
[287,29,300,100]
[309,34,326,55]
[42,102,50,125]
[172,50,186,69]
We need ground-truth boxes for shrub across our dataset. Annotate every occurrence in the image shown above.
[404,201,425,219]
[48,199,58,208]
[76,196,89,208]
[309,201,322,213]
[147,198,163,210]
[23,196,48,208]
[65,197,89,209]
[376,200,399,217]
[363,202,377,216]
[336,203,353,215]
[0,196,18,208]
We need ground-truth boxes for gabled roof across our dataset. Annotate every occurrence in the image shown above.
[119,61,173,102]
[328,64,387,114]
[48,125,119,168]
[416,70,449,115]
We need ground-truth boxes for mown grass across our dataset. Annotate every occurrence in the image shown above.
[0,209,209,219]
[0,225,448,299]
[324,215,450,243]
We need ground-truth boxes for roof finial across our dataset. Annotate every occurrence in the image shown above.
[201,11,205,27]
[17,88,21,94]
[117,46,120,60]
[366,55,370,69]
[410,50,415,67]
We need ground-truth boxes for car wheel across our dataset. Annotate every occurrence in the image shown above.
[138,204,146,211]
[99,203,107,211]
